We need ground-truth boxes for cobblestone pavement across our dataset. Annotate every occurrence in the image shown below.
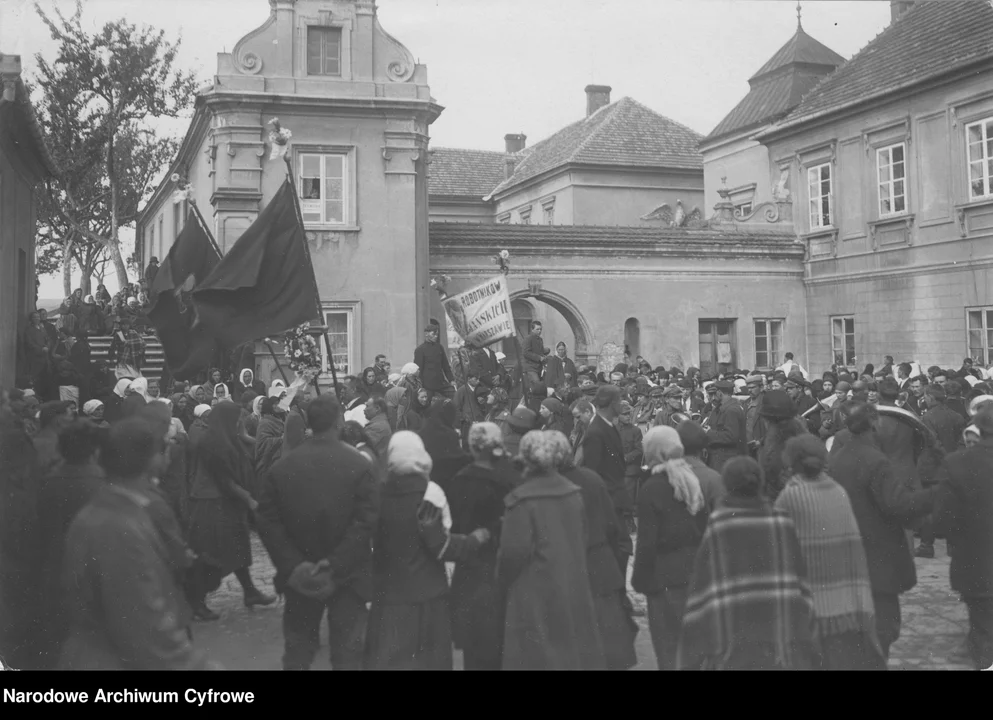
[193,536,972,670]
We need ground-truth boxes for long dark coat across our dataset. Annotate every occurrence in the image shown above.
[705,399,747,471]
[497,471,606,670]
[933,440,993,598]
[447,462,514,669]
[827,433,933,596]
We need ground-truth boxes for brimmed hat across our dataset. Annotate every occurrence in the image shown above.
[506,406,537,432]
[745,375,764,386]
[714,380,734,393]
[759,390,794,420]
[662,385,682,398]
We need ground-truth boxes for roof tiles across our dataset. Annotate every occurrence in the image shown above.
[428,147,508,198]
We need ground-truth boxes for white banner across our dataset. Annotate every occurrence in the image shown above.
[443,276,515,348]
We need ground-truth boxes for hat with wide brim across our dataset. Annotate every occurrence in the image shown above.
[506,406,538,432]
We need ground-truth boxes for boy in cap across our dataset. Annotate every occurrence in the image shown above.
[704,380,747,471]
[413,321,455,403]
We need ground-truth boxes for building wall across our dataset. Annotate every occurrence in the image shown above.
[702,136,774,213]
[763,70,993,374]
[428,198,495,223]
[0,141,37,388]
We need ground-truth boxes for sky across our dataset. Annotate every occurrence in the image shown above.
[0,0,894,298]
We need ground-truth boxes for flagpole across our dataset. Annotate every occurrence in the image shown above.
[281,155,339,401]
[265,340,292,386]
[189,200,223,259]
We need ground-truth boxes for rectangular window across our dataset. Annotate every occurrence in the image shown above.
[807,163,833,228]
[498,213,511,224]
[967,307,993,366]
[831,315,856,367]
[307,27,342,77]
[734,202,752,218]
[543,205,555,225]
[754,319,784,370]
[966,117,993,199]
[877,142,906,215]
[299,153,347,225]
[322,308,354,375]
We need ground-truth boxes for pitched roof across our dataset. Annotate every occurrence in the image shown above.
[704,25,843,143]
[770,1,993,133]
[487,97,703,198]
[0,54,59,179]
[428,147,508,199]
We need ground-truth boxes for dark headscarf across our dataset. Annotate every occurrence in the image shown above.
[196,401,252,481]
[419,399,464,460]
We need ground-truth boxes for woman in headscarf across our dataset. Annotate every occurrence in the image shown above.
[399,387,429,433]
[775,435,884,670]
[484,387,511,431]
[539,396,571,435]
[246,395,264,439]
[385,385,406,432]
[205,368,226,398]
[188,384,208,407]
[254,396,285,480]
[121,377,150,418]
[632,426,710,670]
[234,368,265,403]
[393,363,421,431]
[171,392,193,431]
[81,399,109,429]
[213,382,232,403]
[360,367,385,399]
[447,423,518,670]
[418,399,471,499]
[498,430,605,670]
[103,378,131,424]
[188,404,212,445]
[677,456,815,670]
[552,431,637,670]
[364,431,491,670]
[186,402,274,620]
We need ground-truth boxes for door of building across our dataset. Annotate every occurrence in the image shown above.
[698,319,737,378]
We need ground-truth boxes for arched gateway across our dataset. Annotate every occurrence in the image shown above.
[508,287,596,365]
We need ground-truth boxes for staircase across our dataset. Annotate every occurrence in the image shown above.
[89,334,166,384]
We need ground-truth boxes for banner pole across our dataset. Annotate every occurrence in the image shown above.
[282,155,339,400]
[265,340,291,386]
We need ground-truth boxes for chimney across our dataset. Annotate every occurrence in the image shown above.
[585,85,612,117]
[890,1,914,24]
[505,133,527,154]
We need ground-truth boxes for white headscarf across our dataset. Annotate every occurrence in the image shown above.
[252,396,265,417]
[643,426,705,515]
[239,368,254,387]
[387,431,451,531]
[401,362,419,378]
[214,383,230,399]
[82,399,103,416]
[113,378,132,398]
[129,377,150,402]
[968,395,993,417]
[193,404,211,418]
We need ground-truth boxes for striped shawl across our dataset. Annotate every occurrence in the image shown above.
[775,474,882,650]
[677,496,815,670]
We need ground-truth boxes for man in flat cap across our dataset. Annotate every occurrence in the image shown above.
[743,374,766,453]
[705,380,747,471]
[652,385,684,428]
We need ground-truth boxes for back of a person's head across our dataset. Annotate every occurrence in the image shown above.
[100,420,157,479]
[307,395,341,434]
[676,420,709,457]
[58,419,104,465]
[898,362,912,376]
[925,384,946,403]
[39,401,68,429]
[571,398,593,415]
[721,456,764,497]
[340,419,372,449]
[877,378,900,400]
[784,434,827,479]
[594,384,620,409]
[845,402,877,435]
[945,380,962,397]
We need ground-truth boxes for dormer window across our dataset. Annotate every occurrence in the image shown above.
[307,27,342,77]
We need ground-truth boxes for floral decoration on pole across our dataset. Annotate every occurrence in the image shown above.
[170,173,195,204]
[494,249,510,275]
[282,322,322,382]
[430,274,452,300]
[268,118,292,161]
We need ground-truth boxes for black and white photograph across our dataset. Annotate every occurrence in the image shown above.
[0,0,992,675]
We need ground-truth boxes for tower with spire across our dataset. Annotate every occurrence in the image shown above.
[698,10,845,214]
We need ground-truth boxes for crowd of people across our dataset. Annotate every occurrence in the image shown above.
[0,314,990,671]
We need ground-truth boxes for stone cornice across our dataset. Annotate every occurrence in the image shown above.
[202,90,444,124]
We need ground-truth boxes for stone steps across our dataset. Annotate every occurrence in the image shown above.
[89,335,165,383]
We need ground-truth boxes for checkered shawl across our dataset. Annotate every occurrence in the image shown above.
[677,496,815,670]
[112,329,146,368]
[774,475,881,649]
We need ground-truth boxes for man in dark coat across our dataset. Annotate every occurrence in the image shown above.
[256,396,379,671]
[582,385,633,577]
[521,320,550,395]
[933,405,993,670]
[544,341,577,392]
[827,403,935,660]
[916,384,965,558]
[468,343,507,391]
[704,380,747,471]
[413,322,454,402]
[144,256,160,286]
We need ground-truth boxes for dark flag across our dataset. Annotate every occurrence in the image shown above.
[148,209,222,380]
[192,180,320,350]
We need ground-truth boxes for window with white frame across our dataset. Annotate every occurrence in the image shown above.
[877,142,906,216]
[807,163,832,228]
[831,315,856,367]
[519,206,532,225]
[307,27,342,77]
[967,307,993,366]
[543,203,555,225]
[754,319,783,370]
[734,202,753,218]
[299,153,348,225]
[966,117,993,200]
[322,307,355,376]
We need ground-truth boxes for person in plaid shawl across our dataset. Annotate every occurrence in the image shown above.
[677,456,816,670]
[108,316,146,378]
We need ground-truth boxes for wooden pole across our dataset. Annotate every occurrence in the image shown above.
[265,340,291,386]
[282,155,339,400]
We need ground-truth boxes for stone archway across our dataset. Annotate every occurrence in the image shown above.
[509,287,596,364]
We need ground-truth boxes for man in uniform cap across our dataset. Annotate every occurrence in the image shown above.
[653,385,684,428]
[704,380,747,471]
[743,375,766,451]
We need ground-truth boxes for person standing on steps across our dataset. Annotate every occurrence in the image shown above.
[414,321,455,403]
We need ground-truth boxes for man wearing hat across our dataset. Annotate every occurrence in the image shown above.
[933,404,993,670]
[468,342,508,392]
[678,379,705,417]
[413,321,455,402]
[504,406,537,458]
[743,375,766,452]
[653,385,684,428]
[704,380,747,472]
[583,385,633,576]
